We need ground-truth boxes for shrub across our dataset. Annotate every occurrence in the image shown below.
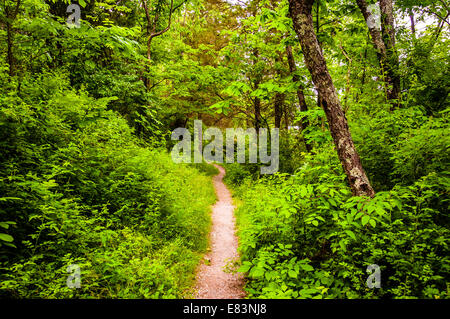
[232,149,449,299]
[0,75,216,298]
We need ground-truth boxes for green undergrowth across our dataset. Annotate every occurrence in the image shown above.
[0,77,216,298]
[230,162,449,299]
[190,162,220,177]
[225,107,449,299]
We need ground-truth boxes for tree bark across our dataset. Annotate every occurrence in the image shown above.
[285,44,312,152]
[141,0,185,89]
[142,0,177,62]
[252,48,262,133]
[356,0,399,104]
[274,54,285,129]
[288,0,375,197]
[4,0,21,76]
[356,0,386,59]
[254,94,261,133]
[6,19,15,76]
[274,92,284,129]
[409,9,416,36]
[379,0,400,102]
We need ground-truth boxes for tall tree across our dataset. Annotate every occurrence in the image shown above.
[380,0,400,102]
[2,0,21,76]
[274,53,285,129]
[288,0,375,197]
[285,44,312,152]
[142,0,177,61]
[356,0,400,103]
[252,48,262,133]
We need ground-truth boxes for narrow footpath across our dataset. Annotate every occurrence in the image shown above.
[195,164,245,299]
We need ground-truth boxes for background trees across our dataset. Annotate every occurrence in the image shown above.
[288,0,374,197]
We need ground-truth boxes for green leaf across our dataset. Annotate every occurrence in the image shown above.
[0,222,9,229]
[250,267,264,278]
[369,219,376,227]
[339,240,347,251]
[288,270,297,278]
[346,213,353,223]
[0,233,13,242]
[345,230,357,241]
[0,197,21,201]
[362,215,370,226]
[300,264,314,271]
[300,288,318,296]
[300,186,308,197]
[238,264,251,273]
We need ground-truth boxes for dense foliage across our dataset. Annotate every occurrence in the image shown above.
[0,0,448,299]
[227,117,449,298]
[0,0,218,298]
[0,71,217,297]
[215,0,449,299]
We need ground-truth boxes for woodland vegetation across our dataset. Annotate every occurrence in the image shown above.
[0,0,448,298]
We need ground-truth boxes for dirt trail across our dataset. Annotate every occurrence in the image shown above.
[195,164,245,299]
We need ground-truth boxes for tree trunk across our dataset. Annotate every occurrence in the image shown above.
[288,0,375,197]
[285,44,312,152]
[286,45,309,116]
[356,0,399,104]
[254,95,261,133]
[5,0,21,77]
[356,0,386,59]
[252,48,262,133]
[380,0,396,49]
[409,9,416,36]
[274,55,285,129]
[274,92,284,129]
[142,0,180,89]
[380,0,400,103]
[6,20,15,76]
[147,36,153,61]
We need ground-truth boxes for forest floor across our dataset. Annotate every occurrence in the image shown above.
[194,164,245,299]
